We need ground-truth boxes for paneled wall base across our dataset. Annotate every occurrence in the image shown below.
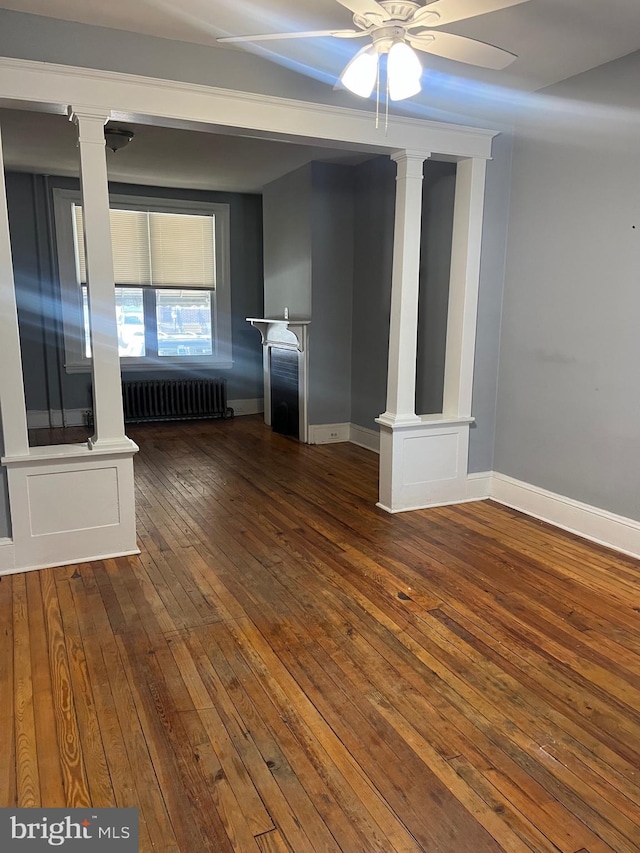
[376,416,474,512]
[1,442,139,574]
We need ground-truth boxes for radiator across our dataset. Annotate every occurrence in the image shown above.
[121,378,233,423]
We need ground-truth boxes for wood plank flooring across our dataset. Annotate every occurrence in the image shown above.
[4,415,640,851]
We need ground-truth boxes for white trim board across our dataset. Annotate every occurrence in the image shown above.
[228,398,263,416]
[27,409,89,429]
[308,422,380,452]
[466,471,493,501]
[0,58,496,161]
[350,424,380,454]
[468,471,640,560]
[0,537,15,574]
[0,548,140,577]
[308,423,350,445]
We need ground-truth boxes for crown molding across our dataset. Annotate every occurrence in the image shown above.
[0,57,497,160]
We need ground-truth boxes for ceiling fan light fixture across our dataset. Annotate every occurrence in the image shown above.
[387,40,422,101]
[218,0,529,107]
[339,45,379,98]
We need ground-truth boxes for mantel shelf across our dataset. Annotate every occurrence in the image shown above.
[246,317,310,353]
[246,317,311,325]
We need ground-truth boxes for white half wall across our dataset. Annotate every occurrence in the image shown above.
[1,442,139,575]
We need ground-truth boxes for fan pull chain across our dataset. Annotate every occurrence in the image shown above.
[375,62,380,130]
[385,74,389,135]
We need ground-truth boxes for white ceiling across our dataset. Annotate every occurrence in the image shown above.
[1,0,640,92]
[2,1,640,190]
[0,108,374,193]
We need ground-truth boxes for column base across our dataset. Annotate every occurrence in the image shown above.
[88,435,139,453]
[376,415,474,513]
[376,411,422,428]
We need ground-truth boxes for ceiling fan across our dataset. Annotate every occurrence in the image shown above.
[218,0,532,101]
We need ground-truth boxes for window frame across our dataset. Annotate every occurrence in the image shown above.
[53,189,233,373]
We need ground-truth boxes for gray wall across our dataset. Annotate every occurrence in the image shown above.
[7,173,54,412]
[350,156,396,431]
[262,162,355,426]
[350,156,460,430]
[262,166,312,319]
[468,130,513,473]
[7,172,264,418]
[308,163,354,425]
[416,161,457,416]
[495,50,640,519]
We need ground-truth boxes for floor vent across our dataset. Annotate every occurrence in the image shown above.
[122,379,233,423]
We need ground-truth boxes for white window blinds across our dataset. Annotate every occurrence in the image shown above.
[73,206,216,289]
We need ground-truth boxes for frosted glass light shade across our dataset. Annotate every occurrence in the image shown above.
[388,42,422,101]
[340,46,379,98]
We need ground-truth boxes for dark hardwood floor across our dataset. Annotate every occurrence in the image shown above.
[3,415,640,851]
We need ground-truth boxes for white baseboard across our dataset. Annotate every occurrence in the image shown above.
[466,471,492,501]
[27,410,51,429]
[490,472,640,559]
[28,400,264,429]
[378,494,492,513]
[311,422,380,452]
[349,423,380,453]
[0,537,15,573]
[27,409,88,429]
[376,468,640,558]
[228,398,263,416]
[308,423,351,444]
[0,548,141,577]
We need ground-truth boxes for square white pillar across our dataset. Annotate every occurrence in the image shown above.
[378,154,489,513]
[69,106,135,453]
[378,150,428,426]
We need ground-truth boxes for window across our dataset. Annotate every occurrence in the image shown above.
[54,190,232,371]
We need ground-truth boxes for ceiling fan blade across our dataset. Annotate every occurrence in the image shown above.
[335,0,388,22]
[410,0,531,29]
[218,29,363,43]
[408,31,516,69]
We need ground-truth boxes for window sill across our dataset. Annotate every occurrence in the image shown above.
[65,360,234,374]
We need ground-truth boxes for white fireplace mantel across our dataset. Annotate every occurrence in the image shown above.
[246,317,310,353]
[247,317,310,443]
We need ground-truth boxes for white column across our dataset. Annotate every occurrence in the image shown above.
[443,157,488,418]
[378,150,429,425]
[0,122,29,457]
[376,152,488,514]
[69,106,130,451]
